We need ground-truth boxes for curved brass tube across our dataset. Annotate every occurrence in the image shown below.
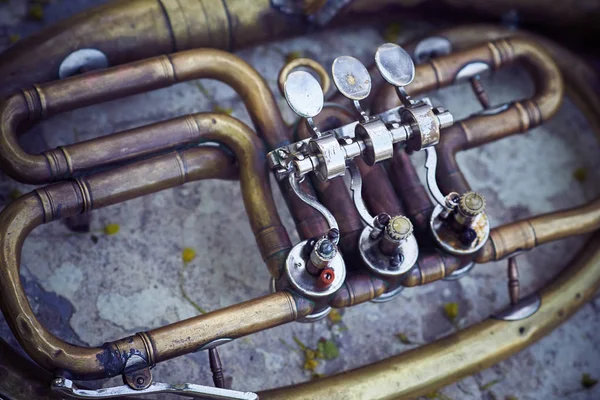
[476,197,600,263]
[0,114,301,378]
[0,49,288,183]
[260,233,600,399]
[0,47,329,241]
[0,0,307,99]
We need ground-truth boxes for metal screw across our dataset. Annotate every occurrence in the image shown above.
[326,228,340,243]
[136,377,145,386]
[277,149,288,159]
[318,239,334,256]
[460,228,477,246]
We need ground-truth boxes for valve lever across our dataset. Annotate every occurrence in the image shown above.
[375,43,416,107]
[332,55,372,121]
[348,161,375,228]
[284,70,324,137]
[51,377,257,400]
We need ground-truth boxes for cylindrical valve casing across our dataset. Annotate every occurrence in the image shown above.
[308,134,346,181]
[355,118,394,165]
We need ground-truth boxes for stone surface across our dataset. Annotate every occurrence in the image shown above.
[0,1,599,399]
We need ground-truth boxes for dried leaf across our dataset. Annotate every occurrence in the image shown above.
[383,23,402,43]
[573,167,588,183]
[285,51,302,63]
[9,188,22,200]
[194,82,212,99]
[505,396,519,400]
[480,378,502,390]
[28,4,44,21]
[303,358,319,372]
[179,259,206,314]
[395,332,411,344]
[581,373,598,389]
[443,302,459,322]
[213,105,233,115]
[424,391,453,400]
[103,223,120,235]
[181,247,196,264]
[293,335,307,351]
[9,34,20,44]
[328,309,342,324]
[318,338,339,360]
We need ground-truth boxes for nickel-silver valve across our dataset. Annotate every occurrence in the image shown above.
[268,42,454,182]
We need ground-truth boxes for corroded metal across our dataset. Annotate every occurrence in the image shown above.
[0,16,599,400]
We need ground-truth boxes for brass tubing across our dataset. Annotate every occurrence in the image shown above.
[329,274,388,308]
[260,233,600,399]
[0,127,303,378]
[0,49,289,184]
[0,48,329,240]
[386,149,433,236]
[0,0,306,99]
[402,252,463,287]
[374,37,563,127]
[476,197,600,263]
[356,160,405,217]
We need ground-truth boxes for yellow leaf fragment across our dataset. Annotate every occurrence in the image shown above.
[213,105,233,115]
[8,188,22,200]
[285,51,302,63]
[443,302,459,322]
[28,4,44,21]
[582,373,598,389]
[573,167,588,183]
[480,378,502,390]
[181,247,196,264]
[395,332,411,344]
[383,23,402,43]
[328,309,342,324]
[103,223,120,235]
[303,357,319,372]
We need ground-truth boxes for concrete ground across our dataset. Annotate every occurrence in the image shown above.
[0,1,599,399]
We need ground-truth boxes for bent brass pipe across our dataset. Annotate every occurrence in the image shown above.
[476,197,600,263]
[3,0,598,100]
[0,114,304,378]
[260,232,600,400]
[0,0,308,99]
[0,49,289,183]
[0,47,329,240]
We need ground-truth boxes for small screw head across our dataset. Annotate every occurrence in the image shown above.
[459,192,486,217]
[277,149,288,159]
[318,239,335,257]
[385,215,413,241]
[326,228,340,243]
[375,213,391,228]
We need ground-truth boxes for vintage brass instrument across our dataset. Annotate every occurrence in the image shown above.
[0,2,599,399]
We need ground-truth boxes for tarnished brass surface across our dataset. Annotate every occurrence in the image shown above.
[0,16,599,400]
[260,233,600,399]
